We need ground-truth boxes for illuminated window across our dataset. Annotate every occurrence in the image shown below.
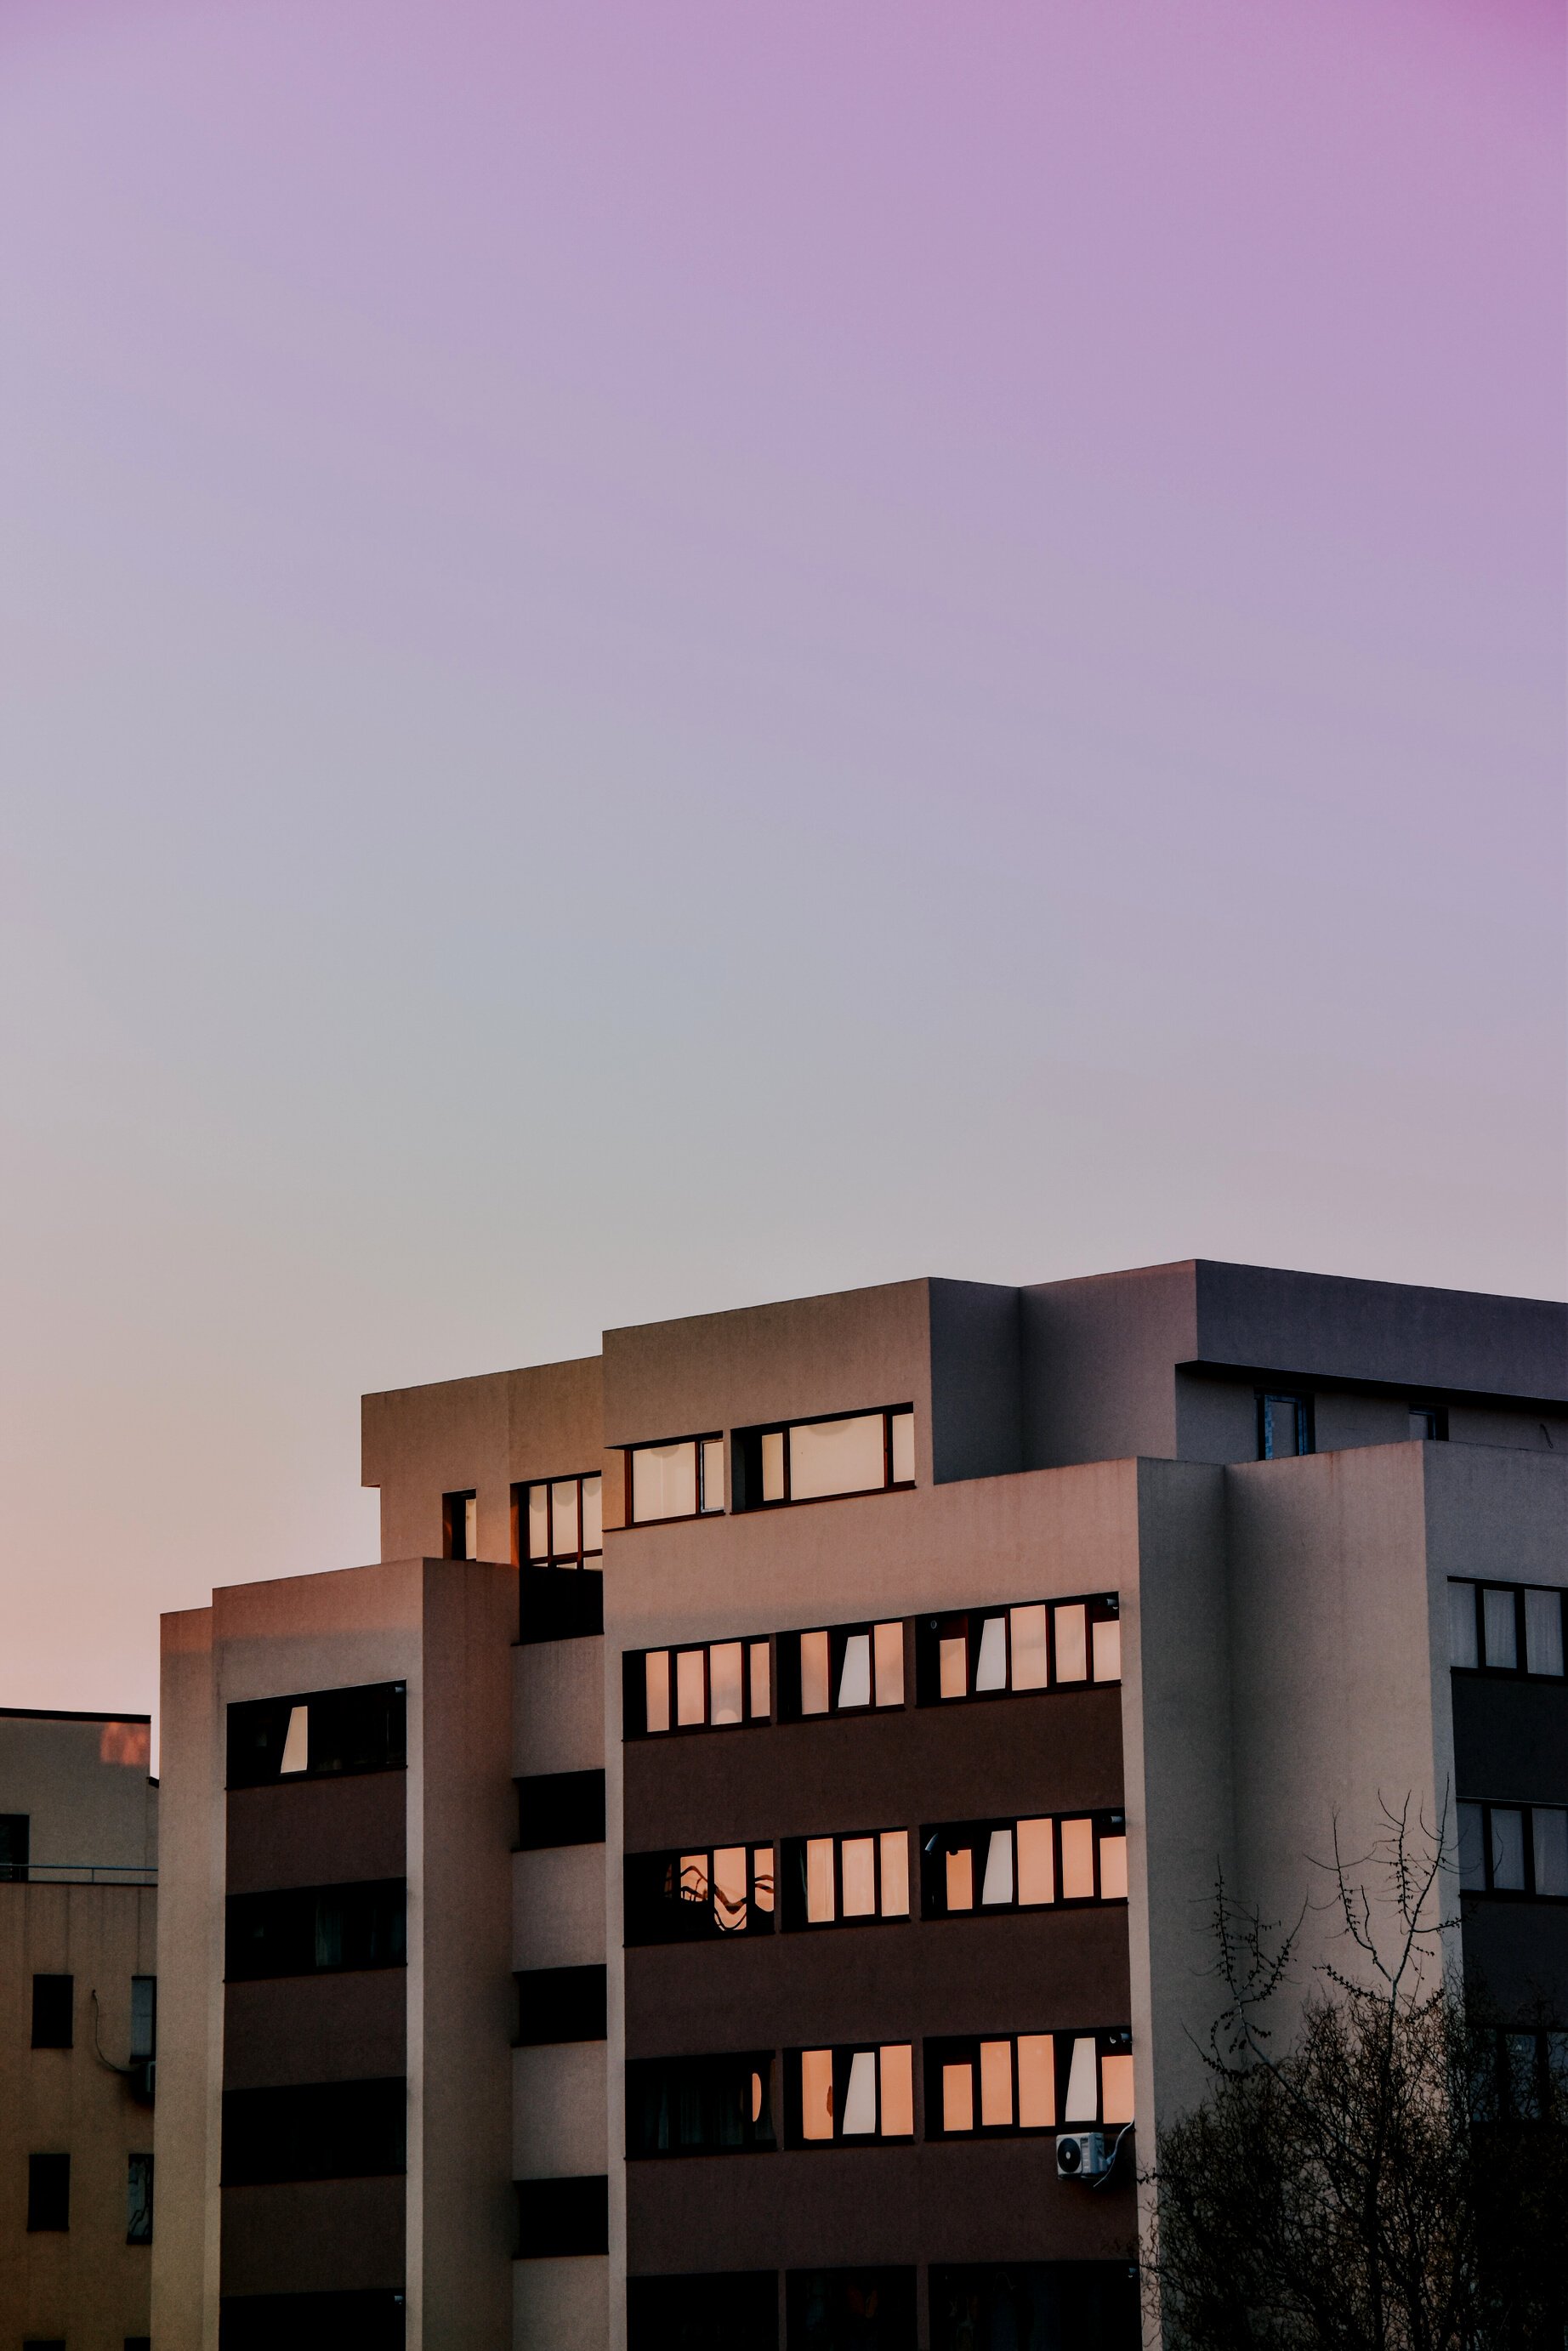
[925,2030,1132,2137]
[781,1621,906,1718]
[788,2043,915,2145]
[733,1408,916,1510]
[624,1845,776,1944]
[514,1473,604,1569]
[627,1640,773,1736]
[626,1437,725,1524]
[781,1830,911,1928]
[917,1597,1120,1703]
[920,1814,1127,1916]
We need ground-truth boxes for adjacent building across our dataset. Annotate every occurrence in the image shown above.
[1,1707,160,2351]
[151,1259,1567,2351]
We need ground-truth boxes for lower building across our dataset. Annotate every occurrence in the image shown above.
[151,1258,1568,2348]
[0,1707,160,2351]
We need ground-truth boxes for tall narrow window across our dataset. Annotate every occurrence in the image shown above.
[442,1489,479,1559]
[31,1976,73,2050]
[126,2153,153,2246]
[0,1814,27,1883]
[26,2153,70,2231]
[129,1977,157,2060]
[1258,1394,1312,1460]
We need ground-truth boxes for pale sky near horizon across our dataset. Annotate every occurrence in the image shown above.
[1,0,1562,1732]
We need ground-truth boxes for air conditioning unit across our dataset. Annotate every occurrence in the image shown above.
[1056,2130,1109,2179]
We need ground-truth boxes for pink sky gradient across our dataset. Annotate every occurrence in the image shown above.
[0,0,1562,1730]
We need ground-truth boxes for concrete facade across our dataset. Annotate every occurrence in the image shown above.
[152,1259,1567,2350]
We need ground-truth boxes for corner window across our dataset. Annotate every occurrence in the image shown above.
[780,1621,906,1718]
[442,1489,478,1560]
[1457,1800,1568,1899]
[627,1435,725,1525]
[626,1638,771,1736]
[625,1845,776,1944]
[1257,1393,1313,1460]
[127,2152,153,2246]
[226,1683,406,1787]
[734,1407,915,1510]
[514,1473,603,1569]
[787,2044,914,2145]
[924,2030,1132,2137]
[780,1830,910,1928]
[916,1596,1119,1703]
[1449,1581,1564,1678]
[919,1814,1128,1916]
[626,2053,776,2156]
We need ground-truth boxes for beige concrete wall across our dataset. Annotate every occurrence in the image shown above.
[515,1639,604,1779]
[363,1356,604,1565]
[514,2254,610,2351]
[0,1708,157,1874]
[514,2042,609,2178]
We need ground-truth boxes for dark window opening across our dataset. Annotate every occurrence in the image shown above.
[31,1973,73,2049]
[127,2151,154,2245]
[0,1812,29,1882]
[27,2152,70,2231]
[516,1769,605,1849]
[130,1976,157,2060]
[519,1564,604,1644]
[1471,2027,1568,2121]
[225,1881,406,1981]
[627,2053,777,2157]
[226,1681,406,1787]
[626,1846,776,1944]
[1409,1403,1449,1440]
[929,2263,1142,2351]
[514,1964,607,2045]
[442,1488,478,1559]
[220,2078,406,2185]
[787,2268,917,2349]
[628,2274,780,2351]
[1257,1392,1314,1460]
[514,2173,609,2257]
[218,2291,406,2351]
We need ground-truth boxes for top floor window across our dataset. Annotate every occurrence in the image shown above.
[515,1474,603,1569]
[733,1408,914,1511]
[226,1682,406,1788]
[916,1596,1120,1704]
[1449,1581,1564,1678]
[627,1436,725,1525]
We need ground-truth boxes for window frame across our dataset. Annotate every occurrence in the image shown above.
[1448,1579,1565,1679]
[1457,1798,1568,1900]
[624,1843,777,1945]
[126,2152,154,2246]
[732,1405,917,1513]
[918,1812,1128,1918]
[623,1434,725,1527]
[785,2041,917,2148]
[778,1619,908,1722]
[224,1682,407,1789]
[511,1471,605,1570]
[624,2051,778,2159]
[923,2028,1133,2139]
[624,1638,774,1738]
[780,1828,912,1930]
[441,1489,479,1561]
[914,1595,1121,1706]
[1256,1391,1314,1460]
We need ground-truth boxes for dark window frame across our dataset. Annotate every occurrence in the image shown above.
[918,1811,1128,1919]
[514,2172,609,2258]
[914,1594,1121,1706]
[1457,1799,1568,1901]
[26,2152,70,2231]
[777,1619,907,1723]
[625,1843,777,1945]
[783,2041,918,2149]
[923,2028,1133,2141]
[731,1405,917,1513]
[626,2051,779,2159]
[219,2078,407,2186]
[225,1681,407,1789]
[779,1828,911,1932]
[441,1488,479,1560]
[31,1973,74,2049]
[1256,1391,1315,1460]
[515,1769,606,1850]
[0,1812,29,1882]
[623,1433,726,1527]
[514,1964,608,2046]
[624,1637,773,1739]
[127,2151,154,2246]
[512,1470,605,1570]
[1449,1579,1565,1680]
[224,1880,407,1982]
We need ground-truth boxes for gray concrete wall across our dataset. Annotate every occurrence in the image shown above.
[926,1278,1023,1484]
[0,1709,158,1874]
[1020,1264,1196,1468]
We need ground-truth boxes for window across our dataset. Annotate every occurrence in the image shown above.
[626,1435,725,1524]
[220,2079,406,2184]
[515,1769,605,1849]
[442,1488,479,1560]
[625,1846,776,1944]
[514,2173,609,2258]
[787,2269,917,2350]
[929,2264,1141,2351]
[787,2043,915,2145]
[0,1813,28,1881]
[514,1473,603,1569]
[920,1814,1128,1917]
[924,2030,1133,2137]
[31,1973,73,2049]
[733,1408,916,1511]
[215,2292,407,2351]
[130,1976,157,2060]
[628,2274,780,2351]
[127,2151,154,2245]
[626,2053,776,2156]
[226,1683,406,1787]
[1457,1801,1568,1898]
[26,2152,69,2231]
[1449,1581,1565,1677]
[916,1596,1120,1704]
[519,1565,603,1643]
[1409,1405,1448,1440]
[1472,2028,1568,2122]
[627,1638,772,1736]
[780,1831,910,1928]
[225,1882,406,1981]
[779,1621,905,1719]
[514,1964,608,2044]
[1257,1392,1313,1459]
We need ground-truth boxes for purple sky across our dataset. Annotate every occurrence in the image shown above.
[1,0,1562,1728]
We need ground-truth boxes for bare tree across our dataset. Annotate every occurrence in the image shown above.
[1145,1800,1568,2351]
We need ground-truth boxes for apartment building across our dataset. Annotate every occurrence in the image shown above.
[152,1259,1567,2351]
[1,1708,160,2351]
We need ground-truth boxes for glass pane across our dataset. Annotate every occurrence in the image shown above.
[550,1480,579,1558]
[980,1829,1014,1906]
[1525,1588,1565,1676]
[527,1486,551,1560]
[753,1848,775,1912]
[974,1617,1008,1692]
[1063,2036,1099,2123]
[1447,1582,1478,1668]
[1017,2035,1054,2127]
[279,1706,309,1775]
[1060,1818,1095,1900]
[1092,1618,1122,1683]
[1482,1587,1517,1670]
[675,1650,706,1727]
[890,1410,915,1485]
[761,1430,786,1502]
[633,1441,697,1523]
[1010,1605,1048,1690]
[680,1853,711,1906]
[1054,1604,1088,1682]
[879,1831,909,1917]
[581,1475,603,1553]
[939,1635,969,1700]
[1101,2053,1135,2126]
[838,1633,872,1711]
[980,2041,1014,2127]
[1490,1809,1525,1890]
[801,2048,835,2140]
[945,1847,974,1911]
[841,1837,877,1917]
[942,2062,974,2132]
[645,1653,671,1735]
[1099,1834,1129,1900]
[713,1848,748,1932]
[879,2043,914,2136]
[799,1631,831,1716]
[748,1643,771,1720]
[787,1412,886,1500]
[709,1643,744,1726]
[464,1495,479,1558]
[700,1437,725,1513]
[806,1839,837,1923]
[129,1978,156,2061]
[1016,1819,1055,1905]
[1532,1809,1568,1899]
[841,2049,878,2134]
[872,1621,905,1707]
[1456,1801,1485,1889]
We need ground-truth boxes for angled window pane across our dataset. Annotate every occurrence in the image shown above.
[279,1706,309,1776]
[1016,1819,1055,1906]
[675,1650,706,1727]
[713,1848,747,1933]
[872,1621,904,1707]
[942,2061,974,2132]
[974,1617,1007,1692]
[581,1475,603,1553]
[1490,1809,1525,1890]
[840,1838,877,1917]
[1092,1616,1122,1683]
[761,1430,786,1502]
[878,1831,909,1917]
[1457,1801,1486,1889]
[945,1846,974,1912]
[1101,2052,1135,2125]
[1063,2036,1099,2122]
[838,1634,872,1712]
[1009,1606,1048,1690]
[801,2048,834,2141]
[1532,1809,1568,1899]
[709,1644,744,1727]
[1482,1587,1517,1670]
[1099,1833,1129,1901]
[841,2050,878,2134]
[788,1413,886,1500]
[806,1839,837,1924]
[890,1410,915,1485]
[551,1480,579,1558]
[1017,2034,1055,2127]
[1447,1581,1478,1667]
[980,2041,1014,2127]
[799,1631,831,1717]
[748,1643,771,1720]
[939,1636,969,1700]
[879,2043,914,2135]
[1054,1604,1088,1683]
[1525,1588,1565,1677]
[980,1829,1014,1906]
[1060,1818,1095,1900]
[644,1654,671,1735]
[527,1487,551,1560]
